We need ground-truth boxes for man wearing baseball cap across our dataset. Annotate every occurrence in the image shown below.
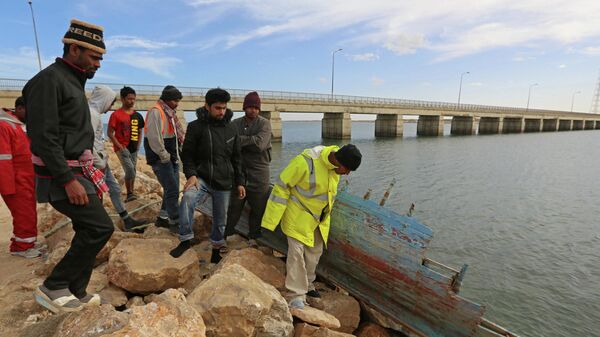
[261,143,361,309]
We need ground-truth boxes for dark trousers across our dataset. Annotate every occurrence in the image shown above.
[225,188,269,239]
[44,195,114,297]
[152,161,180,221]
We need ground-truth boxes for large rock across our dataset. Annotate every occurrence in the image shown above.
[188,263,293,337]
[100,284,128,307]
[355,323,392,337]
[294,323,356,337]
[106,289,206,337]
[107,238,199,294]
[96,231,142,266]
[290,306,341,329]
[35,242,69,276]
[217,248,286,290]
[320,289,360,333]
[53,305,129,337]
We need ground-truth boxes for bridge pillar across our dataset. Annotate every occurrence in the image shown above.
[322,112,351,139]
[450,116,476,135]
[584,120,595,130]
[572,120,584,130]
[417,115,444,136]
[375,114,403,137]
[478,117,502,134]
[260,111,282,142]
[558,119,572,131]
[542,119,558,131]
[524,118,542,132]
[502,117,524,134]
[596,121,600,129]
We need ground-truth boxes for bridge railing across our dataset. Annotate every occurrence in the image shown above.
[0,77,593,116]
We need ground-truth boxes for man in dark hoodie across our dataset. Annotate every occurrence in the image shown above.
[22,19,113,313]
[170,88,245,263]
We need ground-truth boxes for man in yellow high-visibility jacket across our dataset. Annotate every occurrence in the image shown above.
[262,144,362,309]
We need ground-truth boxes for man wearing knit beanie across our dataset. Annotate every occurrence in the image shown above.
[262,143,361,309]
[24,19,112,313]
[225,91,272,246]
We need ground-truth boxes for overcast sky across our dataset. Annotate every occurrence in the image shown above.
[2,0,600,114]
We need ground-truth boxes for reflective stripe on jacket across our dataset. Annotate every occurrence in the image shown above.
[261,145,340,247]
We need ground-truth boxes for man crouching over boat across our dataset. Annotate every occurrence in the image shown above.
[261,144,362,309]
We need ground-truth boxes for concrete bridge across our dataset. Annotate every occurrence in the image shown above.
[2,78,599,142]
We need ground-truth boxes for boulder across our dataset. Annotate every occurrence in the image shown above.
[217,248,286,290]
[290,306,341,330]
[99,284,128,307]
[320,289,360,333]
[53,305,129,337]
[125,296,145,309]
[96,231,142,266]
[107,238,199,294]
[106,289,206,337]
[188,263,293,337]
[294,323,356,337]
[86,265,109,294]
[355,323,392,337]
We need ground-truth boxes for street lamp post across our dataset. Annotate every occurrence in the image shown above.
[457,71,470,109]
[331,48,343,99]
[27,0,42,71]
[526,83,538,111]
[571,90,581,112]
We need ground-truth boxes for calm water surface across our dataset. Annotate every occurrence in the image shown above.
[274,121,600,337]
[114,113,600,337]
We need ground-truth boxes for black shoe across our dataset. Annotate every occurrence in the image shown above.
[125,193,138,202]
[307,289,321,298]
[124,217,148,233]
[155,217,170,228]
[169,240,191,258]
[210,248,222,264]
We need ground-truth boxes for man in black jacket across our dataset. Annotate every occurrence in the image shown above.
[170,88,245,263]
[23,19,113,313]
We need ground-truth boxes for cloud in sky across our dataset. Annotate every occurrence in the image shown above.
[106,36,178,50]
[0,47,53,79]
[558,64,567,68]
[110,52,181,78]
[351,53,379,61]
[183,0,600,60]
[371,76,384,87]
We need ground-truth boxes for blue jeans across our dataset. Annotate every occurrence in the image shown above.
[103,165,126,214]
[151,161,180,222]
[179,177,230,246]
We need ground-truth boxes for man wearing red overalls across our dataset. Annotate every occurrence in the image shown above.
[0,97,40,258]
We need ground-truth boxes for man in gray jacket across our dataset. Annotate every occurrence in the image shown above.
[225,91,272,245]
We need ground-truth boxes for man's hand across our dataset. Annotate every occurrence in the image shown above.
[65,179,89,205]
[184,176,198,192]
[237,185,246,199]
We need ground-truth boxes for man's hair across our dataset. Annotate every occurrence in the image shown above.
[62,43,85,57]
[120,86,136,98]
[205,88,231,106]
[15,96,25,108]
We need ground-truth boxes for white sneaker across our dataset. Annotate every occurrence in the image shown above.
[11,247,42,258]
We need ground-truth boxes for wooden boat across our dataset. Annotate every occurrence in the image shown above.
[196,188,520,337]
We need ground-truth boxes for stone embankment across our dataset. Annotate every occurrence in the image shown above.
[1,144,406,337]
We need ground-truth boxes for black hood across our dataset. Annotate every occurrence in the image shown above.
[195,106,233,125]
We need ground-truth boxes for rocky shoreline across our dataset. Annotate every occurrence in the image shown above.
[1,143,407,337]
